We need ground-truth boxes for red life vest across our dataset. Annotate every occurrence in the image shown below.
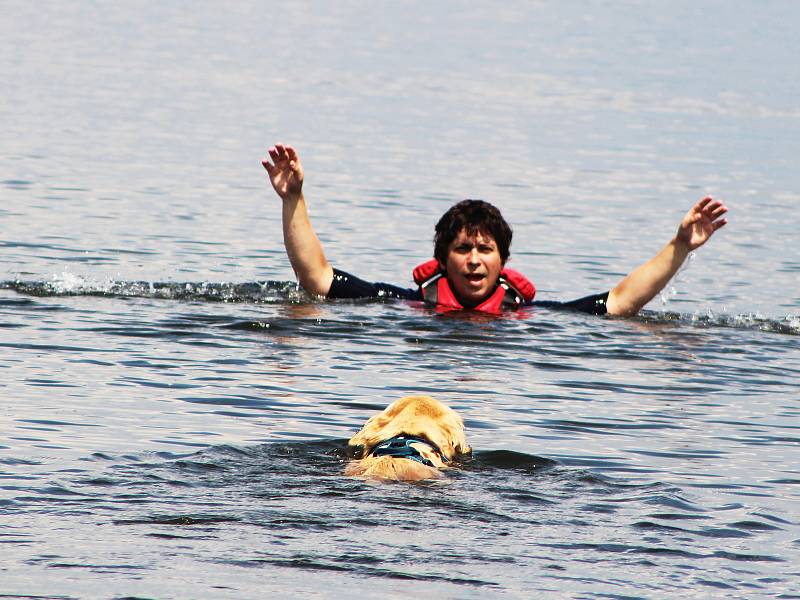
[412,259,536,313]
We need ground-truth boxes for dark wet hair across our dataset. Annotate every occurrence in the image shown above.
[433,199,513,265]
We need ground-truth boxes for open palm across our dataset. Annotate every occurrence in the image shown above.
[262,144,304,200]
[677,196,728,251]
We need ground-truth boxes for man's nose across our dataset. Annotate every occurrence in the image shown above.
[467,249,480,264]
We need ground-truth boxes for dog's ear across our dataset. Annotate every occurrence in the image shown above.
[453,439,472,456]
[439,409,467,451]
[447,428,470,456]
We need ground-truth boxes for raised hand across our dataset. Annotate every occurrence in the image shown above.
[261,143,333,296]
[676,196,728,251]
[607,196,730,316]
[262,143,304,201]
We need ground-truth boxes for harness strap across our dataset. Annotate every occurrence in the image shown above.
[369,435,448,467]
[419,275,440,305]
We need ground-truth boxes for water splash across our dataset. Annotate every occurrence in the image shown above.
[659,251,695,306]
[1,274,308,304]
[691,311,800,335]
[2,276,797,335]
[649,308,800,336]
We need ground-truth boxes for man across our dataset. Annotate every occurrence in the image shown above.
[262,143,728,317]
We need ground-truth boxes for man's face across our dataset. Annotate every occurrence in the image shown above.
[441,228,504,307]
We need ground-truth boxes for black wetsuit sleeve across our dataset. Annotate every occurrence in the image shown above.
[532,291,609,316]
[327,268,421,301]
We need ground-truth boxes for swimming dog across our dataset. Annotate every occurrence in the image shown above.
[345,395,471,481]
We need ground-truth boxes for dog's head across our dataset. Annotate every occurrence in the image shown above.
[347,395,471,460]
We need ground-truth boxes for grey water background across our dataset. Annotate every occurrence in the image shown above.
[1,2,799,598]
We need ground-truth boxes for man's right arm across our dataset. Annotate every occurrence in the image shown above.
[263,144,333,297]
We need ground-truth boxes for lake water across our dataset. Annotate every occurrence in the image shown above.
[1,2,799,598]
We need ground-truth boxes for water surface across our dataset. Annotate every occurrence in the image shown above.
[1,2,799,598]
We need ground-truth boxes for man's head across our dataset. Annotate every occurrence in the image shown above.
[433,199,513,266]
[433,200,513,307]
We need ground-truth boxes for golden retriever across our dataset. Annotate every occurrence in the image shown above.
[345,395,471,481]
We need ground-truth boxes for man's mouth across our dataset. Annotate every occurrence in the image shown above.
[465,273,485,284]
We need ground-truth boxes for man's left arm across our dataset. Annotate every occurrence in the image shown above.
[605,197,728,317]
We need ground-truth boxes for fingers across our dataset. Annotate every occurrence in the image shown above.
[695,196,728,221]
[264,143,299,167]
[263,143,292,173]
[679,196,729,248]
[708,200,727,218]
[702,201,728,228]
[695,196,714,211]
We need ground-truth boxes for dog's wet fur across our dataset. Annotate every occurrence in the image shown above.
[345,395,471,481]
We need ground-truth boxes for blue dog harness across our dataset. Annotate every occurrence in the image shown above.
[369,435,449,468]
